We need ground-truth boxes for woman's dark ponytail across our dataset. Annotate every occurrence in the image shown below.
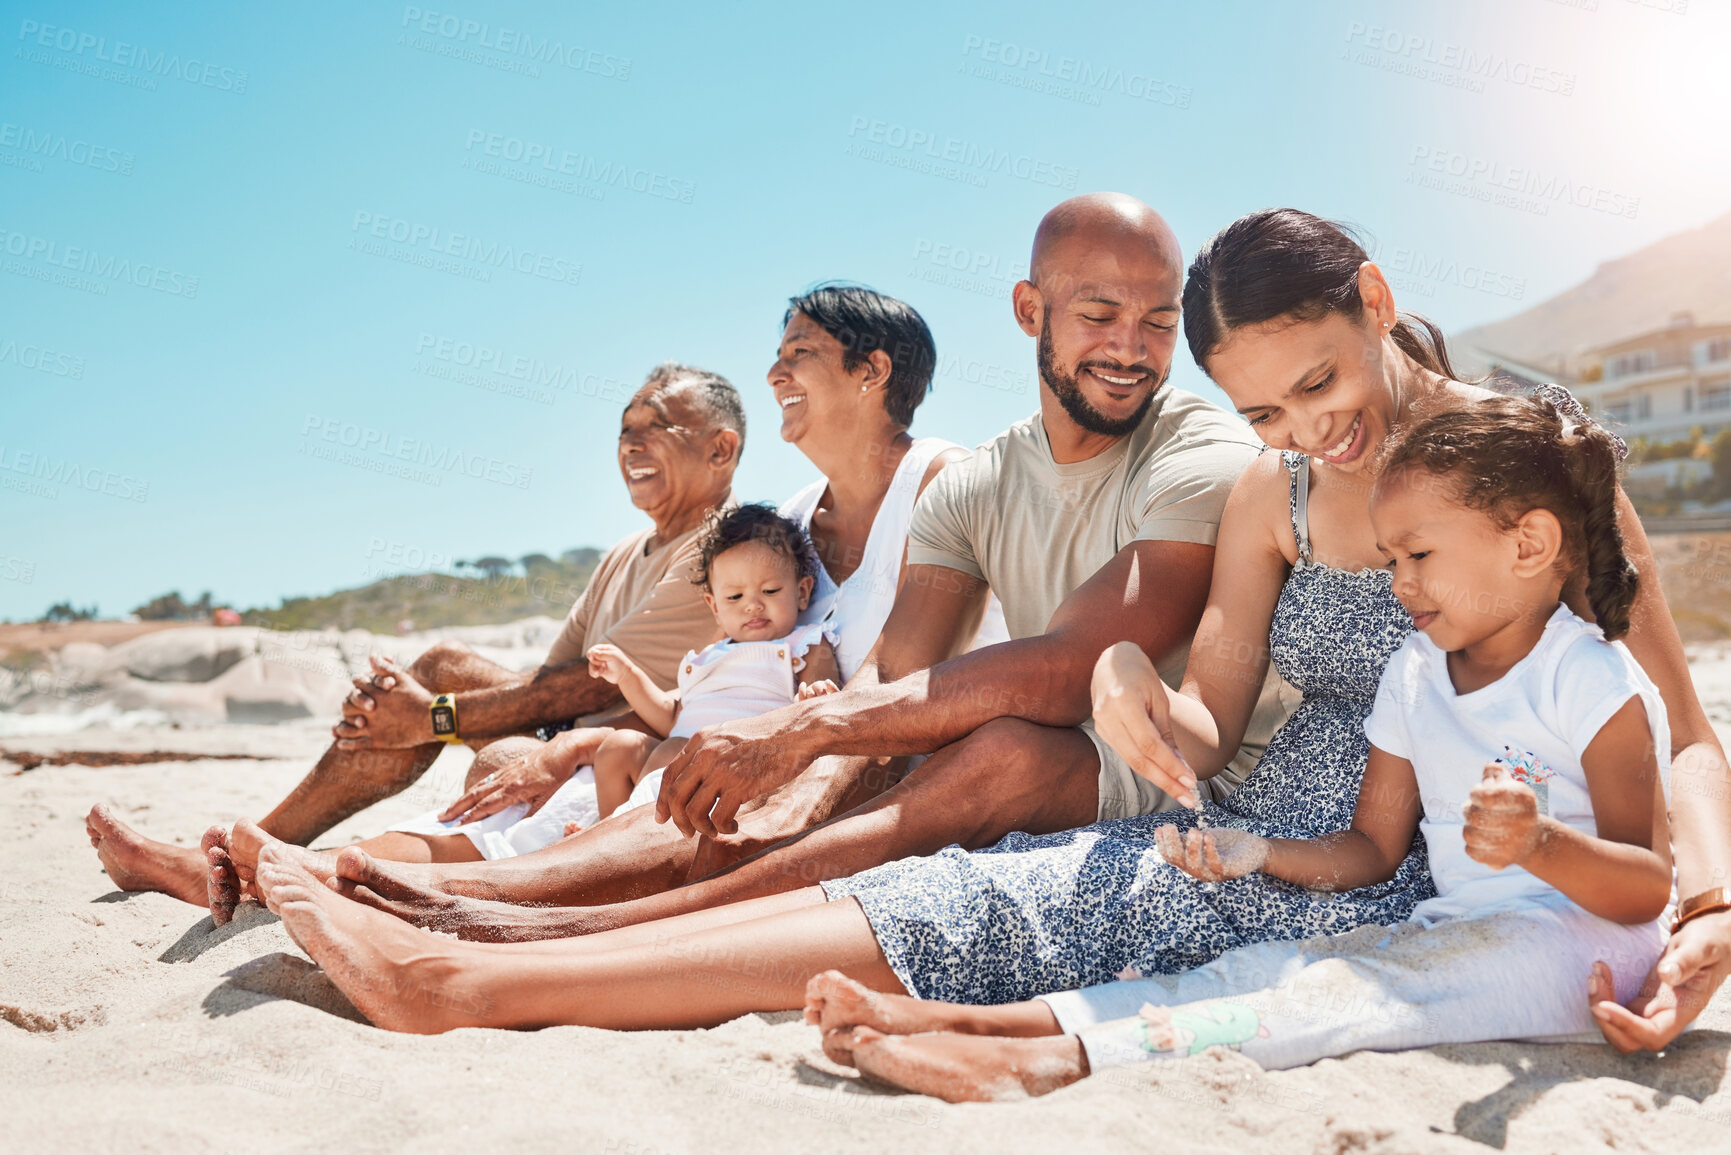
[1183,208,1460,381]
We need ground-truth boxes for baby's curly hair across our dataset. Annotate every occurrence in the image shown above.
[694,503,820,592]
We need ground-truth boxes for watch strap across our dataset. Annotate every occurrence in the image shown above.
[1672,887,1731,935]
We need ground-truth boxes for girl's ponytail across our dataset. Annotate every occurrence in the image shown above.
[1565,420,1639,640]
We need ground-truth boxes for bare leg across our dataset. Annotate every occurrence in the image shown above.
[847,1029,1089,1103]
[594,731,662,819]
[88,641,517,906]
[256,642,521,845]
[316,751,912,926]
[252,845,902,1033]
[803,970,1060,1064]
[340,719,1102,941]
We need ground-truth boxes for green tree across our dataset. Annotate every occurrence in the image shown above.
[1711,430,1731,500]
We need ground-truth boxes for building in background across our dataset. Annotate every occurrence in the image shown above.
[1574,312,1731,445]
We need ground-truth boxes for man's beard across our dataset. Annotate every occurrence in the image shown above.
[1038,319,1162,437]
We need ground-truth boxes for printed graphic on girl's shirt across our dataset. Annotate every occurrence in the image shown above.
[1497,746,1559,815]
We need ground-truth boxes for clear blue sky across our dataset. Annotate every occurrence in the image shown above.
[4,0,1728,621]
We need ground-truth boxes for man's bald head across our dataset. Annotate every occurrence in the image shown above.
[1029,193,1181,290]
[1013,194,1185,442]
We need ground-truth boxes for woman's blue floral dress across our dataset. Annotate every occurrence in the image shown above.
[824,452,1436,1003]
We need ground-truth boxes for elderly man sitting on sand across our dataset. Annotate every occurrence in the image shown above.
[86,361,745,912]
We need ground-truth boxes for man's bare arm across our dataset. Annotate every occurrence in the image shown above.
[655,560,990,836]
[659,539,1215,836]
[452,661,632,739]
[791,540,1213,757]
[336,656,630,749]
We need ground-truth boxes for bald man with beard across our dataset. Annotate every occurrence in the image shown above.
[283,192,1289,940]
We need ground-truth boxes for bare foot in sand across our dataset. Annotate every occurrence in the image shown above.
[846,1027,1088,1103]
[228,819,340,885]
[331,848,576,942]
[253,844,494,1034]
[804,970,1063,1065]
[203,825,241,925]
[805,971,969,1060]
[85,803,208,906]
[205,819,341,926]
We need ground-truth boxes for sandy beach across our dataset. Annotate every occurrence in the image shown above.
[0,714,1728,1153]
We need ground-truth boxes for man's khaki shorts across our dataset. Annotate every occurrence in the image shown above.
[1083,718,1185,821]
[1084,719,1263,822]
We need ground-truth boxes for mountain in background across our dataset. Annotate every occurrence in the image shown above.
[238,550,602,635]
[1452,210,1731,377]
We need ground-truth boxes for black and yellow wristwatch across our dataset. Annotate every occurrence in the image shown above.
[430,694,461,744]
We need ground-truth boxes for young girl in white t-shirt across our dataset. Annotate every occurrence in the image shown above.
[583,504,840,819]
[1052,393,1672,1071]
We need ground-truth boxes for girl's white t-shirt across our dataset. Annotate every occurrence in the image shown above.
[1364,604,1670,924]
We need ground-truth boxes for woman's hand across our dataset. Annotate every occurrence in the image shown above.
[1154,824,1268,882]
[1091,642,1198,808]
[586,644,630,685]
[438,733,594,824]
[1592,908,1731,1052]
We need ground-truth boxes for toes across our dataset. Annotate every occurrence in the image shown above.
[260,878,312,916]
[334,846,373,883]
[200,823,231,855]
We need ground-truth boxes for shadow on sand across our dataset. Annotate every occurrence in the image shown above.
[201,952,368,1024]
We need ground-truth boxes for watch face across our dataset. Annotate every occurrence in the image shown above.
[432,708,455,735]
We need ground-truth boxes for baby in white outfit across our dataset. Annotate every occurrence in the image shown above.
[585,504,840,819]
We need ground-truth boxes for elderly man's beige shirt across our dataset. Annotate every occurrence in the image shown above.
[543,522,724,696]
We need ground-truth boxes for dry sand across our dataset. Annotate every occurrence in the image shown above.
[4,729,1731,1153]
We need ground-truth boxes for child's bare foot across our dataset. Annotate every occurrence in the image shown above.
[847,1027,1089,1103]
[803,970,1063,1065]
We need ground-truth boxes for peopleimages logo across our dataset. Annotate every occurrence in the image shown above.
[1343,22,1576,95]
[0,227,199,297]
[0,445,149,502]
[16,19,249,92]
[299,415,535,490]
[350,212,582,286]
[0,337,85,378]
[399,7,630,79]
[0,122,133,175]
[1407,146,1640,219]
[959,35,1192,108]
[845,116,1079,190]
[463,130,696,204]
